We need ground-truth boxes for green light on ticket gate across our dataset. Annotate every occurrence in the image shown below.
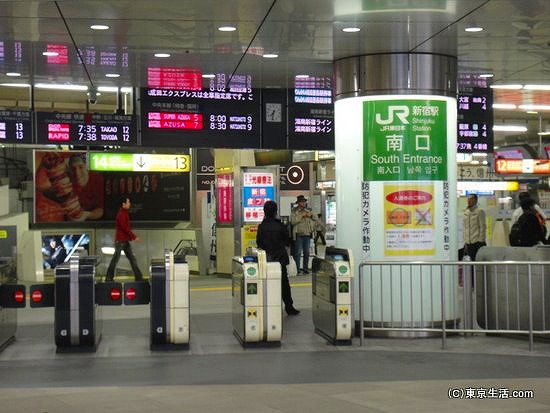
[338,265,348,274]
[246,267,256,276]
[247,283,257,295]
[338,281,349,293]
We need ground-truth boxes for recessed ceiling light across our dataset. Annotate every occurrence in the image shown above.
[218,26,237,32]
[479,73,493,78]
[154,53,171,58]
[465,27,483,32]
[6,72,21,77]
[90,24,110,30]
[262,53,278,59]
[202,74,215,79]
[42,51,59,56]
[342,27,361,32]
[105,73,120,78]
[295,75,310,79]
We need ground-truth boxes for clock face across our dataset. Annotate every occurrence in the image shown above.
[265,103,282,122]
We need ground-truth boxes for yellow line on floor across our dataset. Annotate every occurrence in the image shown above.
[191,282,311,292]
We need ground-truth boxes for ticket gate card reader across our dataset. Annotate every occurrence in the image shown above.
[312,247,354,345]
[150,249,190,350]
[232,250,282,347]
[54,255,101,352]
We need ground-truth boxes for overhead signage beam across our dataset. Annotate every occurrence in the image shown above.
[88,153,190,172]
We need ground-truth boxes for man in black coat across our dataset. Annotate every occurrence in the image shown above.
[515,198,546,247]
[257,201,300,315]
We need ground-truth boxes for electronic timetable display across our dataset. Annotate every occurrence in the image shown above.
[0,110,32,144]
[36,112,137,146]
[288,76,334,150]
[140,73,261,148]
[457,87,493,154]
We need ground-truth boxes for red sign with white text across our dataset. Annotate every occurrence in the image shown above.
[217,173,233,224]
[147,67,202,90]
[47,123,70,141]
[147,112,203,130]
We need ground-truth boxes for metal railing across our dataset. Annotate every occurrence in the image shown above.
[358,260,550,351]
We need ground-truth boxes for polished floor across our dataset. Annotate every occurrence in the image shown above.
[1,275,550,412]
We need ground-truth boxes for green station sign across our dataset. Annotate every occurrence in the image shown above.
[363,99,447,181]
[89,152,190,173]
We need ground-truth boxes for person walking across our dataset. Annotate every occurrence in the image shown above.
[257,201,300,315]
[290,195,317,274]
[105,197,144,281]
[463,193,486,261]
[313,213,326,255]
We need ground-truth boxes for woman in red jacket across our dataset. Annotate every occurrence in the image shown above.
[105,197,144,281]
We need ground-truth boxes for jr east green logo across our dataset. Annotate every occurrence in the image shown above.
[363,100,447,181]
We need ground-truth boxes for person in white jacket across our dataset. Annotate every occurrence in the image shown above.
[463,194,486,261]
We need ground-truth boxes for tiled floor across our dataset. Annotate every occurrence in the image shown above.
[1,275,549,412]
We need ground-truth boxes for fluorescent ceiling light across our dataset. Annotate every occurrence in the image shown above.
[42,51,59,56]
[262,53,278,58]
[493,103,517,109]
[470,160,480,165]
[6,72,21,77]
[154,53,171,58]
[218,26,237,32]
[97,86,133,93]
[523,84,550,90]
[295,75,310,79]
[519,104,550,111]
[342,27,361,32]
[490,84,523,89]
[120,87,132,93]
[35,83,88,91]
[105,73,120,78]
[465,27,484,32]
[90,24,109,30]
[479,73,493,78]
[202,74,215,79]
[537,132,550,136]
[471,152,488,157]
[0,83,30,87]
[526,111,538,114]
[493,125,527,132]
[457,181,519,191]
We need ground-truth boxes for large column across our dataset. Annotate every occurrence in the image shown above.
[334,53,458,332]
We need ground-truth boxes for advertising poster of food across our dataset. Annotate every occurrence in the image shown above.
[383,183,435,256]
[34,150,190,223]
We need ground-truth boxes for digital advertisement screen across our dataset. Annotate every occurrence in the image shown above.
[288,76,334,150]
[140,73,261,148]
[36,112,137,146]
[42,233,90,270]
[242,171,275,223]
[0,110,32,143]
[457,87,494,154]
[34,150,190,223]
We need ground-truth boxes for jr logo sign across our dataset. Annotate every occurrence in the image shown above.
[375,105,410,125]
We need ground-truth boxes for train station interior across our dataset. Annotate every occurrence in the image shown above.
[1,1,550,412]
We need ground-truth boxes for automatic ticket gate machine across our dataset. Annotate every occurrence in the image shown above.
[30,255,124,353]
[232,249,282,347]
[148,249,190,350]
[311,247,354,345]
[0,257,27,352]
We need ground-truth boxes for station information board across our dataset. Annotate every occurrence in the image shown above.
[140,73,261,148]
[36,112,137,146]
[288,76,334,150]
[0,110,32,143]
[88,152,190,172]
[457,87,493,154]
[495,158,550,175]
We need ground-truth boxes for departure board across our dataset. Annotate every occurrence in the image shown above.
[40,42,129,68]
[0,110,32,144]
[457,87,493,154]
[36,112,137,146]
[288,76,334,150]
[140,73,261,148]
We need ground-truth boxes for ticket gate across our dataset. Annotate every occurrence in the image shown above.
[149,249,189,350]
[30,255,124,353]
[0,257,26,351]
[311,247,354,345]
[232,250,282,347]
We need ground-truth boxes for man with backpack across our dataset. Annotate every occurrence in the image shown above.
[509,198,547,247]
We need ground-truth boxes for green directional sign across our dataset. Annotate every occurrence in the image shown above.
[363,99,447,181]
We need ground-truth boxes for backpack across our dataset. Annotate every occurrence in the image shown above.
[509,220,522,246]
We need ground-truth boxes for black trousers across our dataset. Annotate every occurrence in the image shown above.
[314,231,326,254]
[106,241,143,280]
[464,241,486,261]
[280,263,293,309]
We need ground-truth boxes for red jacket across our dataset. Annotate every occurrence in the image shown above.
[115,207,136,242]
